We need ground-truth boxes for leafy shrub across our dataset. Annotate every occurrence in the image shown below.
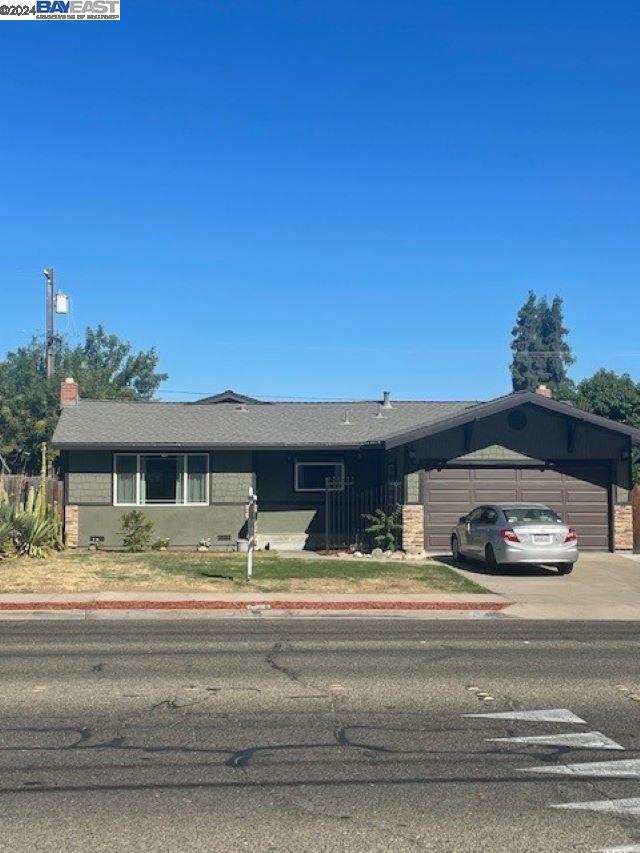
[119,510,154,552]
[151,537,171,551]
[362,505,402,552]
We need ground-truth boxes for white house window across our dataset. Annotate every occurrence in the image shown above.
[294,461,344,492]
[114,454,209,506]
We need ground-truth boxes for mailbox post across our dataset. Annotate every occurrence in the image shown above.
[246,487,258,581]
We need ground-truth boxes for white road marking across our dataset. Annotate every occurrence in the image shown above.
[553,798,640,815]
[522,758,640,777]
[465,709,586,724]
[488,732,624,750]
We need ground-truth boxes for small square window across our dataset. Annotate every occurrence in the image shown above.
[294,461,344,492]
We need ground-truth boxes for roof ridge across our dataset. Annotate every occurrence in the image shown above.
[75,397,482,406]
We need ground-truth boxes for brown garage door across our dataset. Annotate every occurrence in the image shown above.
[422,465,610,551]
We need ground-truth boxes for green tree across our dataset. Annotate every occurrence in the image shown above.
[510,292,575,394]
[0,325,167,470]
[541,296,575,392]
[577,369,640,484]
[577,370,640,426]
[510,291,543,391]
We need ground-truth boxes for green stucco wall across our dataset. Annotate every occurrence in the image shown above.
[77,505,246,549]
[66,449,254,548]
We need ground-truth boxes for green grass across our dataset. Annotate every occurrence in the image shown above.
[61,550,488,594]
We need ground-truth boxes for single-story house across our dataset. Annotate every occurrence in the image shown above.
[52,378,640,553]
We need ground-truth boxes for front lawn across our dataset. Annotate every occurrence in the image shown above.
[0,550,488,595]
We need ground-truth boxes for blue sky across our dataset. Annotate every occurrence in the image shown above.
[1,1,639,402]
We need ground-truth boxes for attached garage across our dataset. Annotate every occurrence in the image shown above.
[422,463,611,552]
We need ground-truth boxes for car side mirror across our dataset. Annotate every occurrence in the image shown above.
[459,515,467,523]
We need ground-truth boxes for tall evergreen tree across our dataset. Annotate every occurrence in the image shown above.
[541,295,575,391]
[510,292,575,394]
[510,291,544,391]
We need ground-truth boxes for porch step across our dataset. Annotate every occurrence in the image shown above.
[257,534,309,551]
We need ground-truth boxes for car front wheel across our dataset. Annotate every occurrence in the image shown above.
[556,564,574,575]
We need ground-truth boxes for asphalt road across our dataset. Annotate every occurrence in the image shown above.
[1,619,639,852]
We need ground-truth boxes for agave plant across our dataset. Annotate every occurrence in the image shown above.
[0,504,15,558]
[0,444,64,559]
[13,513,56,559]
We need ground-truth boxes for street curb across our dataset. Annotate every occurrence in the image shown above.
[0,599,510,612]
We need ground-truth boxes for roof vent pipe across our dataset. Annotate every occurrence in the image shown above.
[341,409,351,425]
[382,390,392,409]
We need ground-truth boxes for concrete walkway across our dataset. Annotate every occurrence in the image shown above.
[443,551,640,619]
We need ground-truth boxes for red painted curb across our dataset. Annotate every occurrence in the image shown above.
[0,600,510,612]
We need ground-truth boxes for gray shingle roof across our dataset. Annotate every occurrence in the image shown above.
[52,399,478,449]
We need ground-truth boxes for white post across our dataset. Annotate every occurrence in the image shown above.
[246,487,257,582]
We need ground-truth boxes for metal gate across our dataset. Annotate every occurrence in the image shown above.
[324,477,401,551]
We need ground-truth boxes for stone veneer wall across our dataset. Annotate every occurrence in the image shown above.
[65,504,79,548]
[614,504,633,551]
[402,504,425,554]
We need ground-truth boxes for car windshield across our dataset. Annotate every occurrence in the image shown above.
[503,507,562,525]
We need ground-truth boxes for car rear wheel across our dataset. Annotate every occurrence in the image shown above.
[485,545,498,572]
[556,564,574,575]
[451,535,462,562]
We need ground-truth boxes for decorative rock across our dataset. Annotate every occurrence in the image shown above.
[353,551,363,558]
[197,546,209,552]
[371,548,383,558]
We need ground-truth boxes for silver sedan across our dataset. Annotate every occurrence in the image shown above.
[450,503,579,574]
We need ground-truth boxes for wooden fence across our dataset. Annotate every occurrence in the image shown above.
[0,474,64,509]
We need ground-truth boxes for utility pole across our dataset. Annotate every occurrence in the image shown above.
[44,268,55,379]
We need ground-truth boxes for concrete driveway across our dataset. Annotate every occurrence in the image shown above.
[441,552,640,619]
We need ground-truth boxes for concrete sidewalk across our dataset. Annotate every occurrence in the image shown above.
[0,590,509,620]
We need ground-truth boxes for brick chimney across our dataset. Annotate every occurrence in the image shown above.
[535,383,552,399]
[60,377,79,407]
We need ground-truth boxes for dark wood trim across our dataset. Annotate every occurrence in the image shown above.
[418,457,612,471]
[384,392,640,449]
